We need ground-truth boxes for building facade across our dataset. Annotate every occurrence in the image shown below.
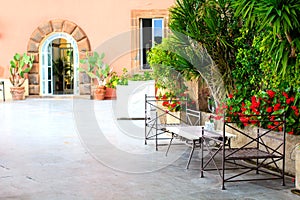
[0,0,174,99]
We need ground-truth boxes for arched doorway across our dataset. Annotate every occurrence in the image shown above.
[40,32,79,95]
[27,19,91,96]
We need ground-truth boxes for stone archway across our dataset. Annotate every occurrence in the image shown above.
[27,19,91,96]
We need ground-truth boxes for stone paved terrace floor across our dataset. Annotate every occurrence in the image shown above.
[0,98,298,200]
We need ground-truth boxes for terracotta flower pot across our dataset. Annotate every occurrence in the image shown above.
[10,86,25,100]
[94,85,106,100]
[105,88,116,99]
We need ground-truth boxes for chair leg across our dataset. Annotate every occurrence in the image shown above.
[186,140,196,169]
[165,133,174,156]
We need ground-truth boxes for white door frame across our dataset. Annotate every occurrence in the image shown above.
[39,32,79,95]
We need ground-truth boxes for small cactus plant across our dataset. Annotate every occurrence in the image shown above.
[9,53,34,87]
[79,52,111,86]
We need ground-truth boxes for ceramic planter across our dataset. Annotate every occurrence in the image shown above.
[105,87,116,99]
[93,85,106,100]
[10,86,25,100]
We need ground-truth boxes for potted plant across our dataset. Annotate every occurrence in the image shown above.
[157,91,183,124]
[105,71,119,99]
[79,52,111,100]
[9,53,34,100]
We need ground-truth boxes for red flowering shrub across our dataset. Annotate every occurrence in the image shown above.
[266,90,276,98]
[156,91,184,112]
[225,89,300,135]
[156,88,197,112]
[162,100,182,112]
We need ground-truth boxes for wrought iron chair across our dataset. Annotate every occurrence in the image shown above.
[0,81,5,101]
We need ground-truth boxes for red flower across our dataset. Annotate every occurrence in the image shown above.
[249,97,260,114]
[243,123,249,127]
[241,102,247,112]
[241,107,247,112]
[266,90,276,98]
[228,94,234,99]
[251,95,256,103]
[250,96,260,109]
[269,116,275,121]
[282,92,289,99]
[273,103,281,111]
[162,101,169,107]
[171,103,177,108]
[288,131,294,135]
[267,124,274,129]
[239,116,249,123]
[162,95,167,100]
[291,105,297,111]
[250,120,258,125]
[215,107,219,114]
[214,115,223,120]
[226,117,232,122]
[291,106,299,116]
[266,107,273,113]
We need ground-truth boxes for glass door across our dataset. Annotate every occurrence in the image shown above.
[41,43,53,95]
[40,32,79,96]
[52,40,74,94]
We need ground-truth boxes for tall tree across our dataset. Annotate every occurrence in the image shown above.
[169,0,240,91]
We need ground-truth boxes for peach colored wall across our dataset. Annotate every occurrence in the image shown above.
[0,0,175,78]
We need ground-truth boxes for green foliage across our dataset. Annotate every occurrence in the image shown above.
[148,0,300,136]
[105,72,119,89]
[213,0,300,135]
[130,71,153,81]
[234,0,300,34]
[169,0,240,90]
[147,37,199,83]
[117,68,129,85]
[9,53,34,87]
[79,52,111,86]
[147,39,182,90]
[233,0,300,88]
[147,37,199,93]
[231,28,264,97]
